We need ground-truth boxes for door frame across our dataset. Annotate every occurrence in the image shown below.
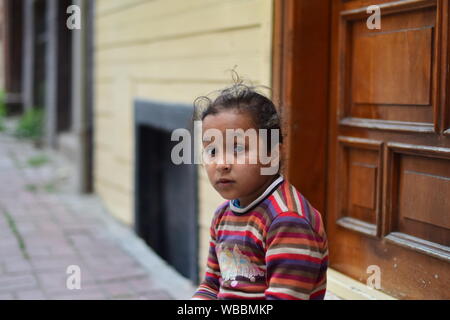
[272,0,332,218]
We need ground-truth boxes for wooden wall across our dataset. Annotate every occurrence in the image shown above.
[94,0,273,279]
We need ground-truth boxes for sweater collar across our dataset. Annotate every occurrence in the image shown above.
[229,175,284,215]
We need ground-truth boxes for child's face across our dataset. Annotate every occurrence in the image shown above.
[202,110,278,206]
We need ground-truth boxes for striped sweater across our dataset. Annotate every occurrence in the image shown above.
[193,176,328,300]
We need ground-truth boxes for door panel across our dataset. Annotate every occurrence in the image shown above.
[351,10,434,109]
[328,0,450,299]
[385,144,450,255]
[336,137,383,237]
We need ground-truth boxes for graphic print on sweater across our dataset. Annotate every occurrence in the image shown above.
[217,243,265,287]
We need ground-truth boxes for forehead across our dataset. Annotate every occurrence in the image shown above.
[202,110,255,133]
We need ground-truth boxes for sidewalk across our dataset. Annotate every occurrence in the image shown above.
[0,131,196,300]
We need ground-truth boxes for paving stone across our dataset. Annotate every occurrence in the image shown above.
[15,289,47,300]
[0,132,196,300]
[0,274,38,293]
[47,286,107,300]
[0,238,20,248]
[15,221,38,235]
[141,289,174,300]
[101,282,136,299]
[0,293,15,300]
[26,247,53,259]
[91,267,148,283]
[30,256,86,272]
[2,257,33,274]
[0,246,26,260]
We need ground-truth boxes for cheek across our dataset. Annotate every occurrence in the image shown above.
[245,149,259,165]
[234,164,262,180]
[204,164,215,179]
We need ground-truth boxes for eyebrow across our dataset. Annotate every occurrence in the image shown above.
[202,131,252,142]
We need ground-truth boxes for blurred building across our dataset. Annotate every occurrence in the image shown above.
[2,0,449,299]
[94,0,273,286]
[0,0,4,89]
[1,0,94,192]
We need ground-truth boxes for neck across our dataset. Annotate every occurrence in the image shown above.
[238,174,279,207]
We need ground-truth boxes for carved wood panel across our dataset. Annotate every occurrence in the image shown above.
[327,0,450,298]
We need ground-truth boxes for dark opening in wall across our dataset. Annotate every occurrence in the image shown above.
[56,0,73,133]
[33,0,47,109]
[4,0,24,114]
[134,99,198,283]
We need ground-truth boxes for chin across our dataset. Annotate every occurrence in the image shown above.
[220,194,235,200]
[216,191,237,200]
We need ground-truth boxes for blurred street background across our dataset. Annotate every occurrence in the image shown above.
[0,119,196,299]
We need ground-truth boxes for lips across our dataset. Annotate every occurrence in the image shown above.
[216,178,235,186]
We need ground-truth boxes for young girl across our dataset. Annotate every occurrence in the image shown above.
[192,81,328,300]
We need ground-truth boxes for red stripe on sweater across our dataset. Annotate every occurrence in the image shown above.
[266,253,322,264]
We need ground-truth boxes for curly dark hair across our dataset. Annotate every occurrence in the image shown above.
[193,74,283,148]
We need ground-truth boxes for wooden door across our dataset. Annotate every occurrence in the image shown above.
[327,0,450,299]
[274,0,450,299]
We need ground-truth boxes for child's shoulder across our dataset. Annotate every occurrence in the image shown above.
[212,200,230,218]
[270,179,326,237]
[216,200,230,213]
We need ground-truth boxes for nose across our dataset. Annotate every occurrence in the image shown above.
[216,161,231,173]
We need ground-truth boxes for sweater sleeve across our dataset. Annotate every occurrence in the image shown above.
[264,211,328,300]
[192,221,221,300]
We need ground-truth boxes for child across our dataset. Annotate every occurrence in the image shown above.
[192,81,328,300]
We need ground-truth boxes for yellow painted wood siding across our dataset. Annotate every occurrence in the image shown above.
[94,0,273,280]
